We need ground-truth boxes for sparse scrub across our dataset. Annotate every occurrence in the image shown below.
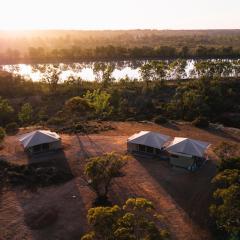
[5,122,19,135]
[192,116,209,128]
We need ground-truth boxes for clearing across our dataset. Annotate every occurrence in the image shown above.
[0,121,239,240]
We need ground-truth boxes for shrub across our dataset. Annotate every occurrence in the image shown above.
[0,127,6,144]
[64,96,92,114]
[154,115,168,124]
[192,116,209,128]
[214,141,239,160]
[218,157,240,172]
[83,89,113,117]
[0,159,73,188]
[5,122,19,135]
[47,117,65,126]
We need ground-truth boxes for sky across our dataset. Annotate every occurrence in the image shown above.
[0,0,240,30]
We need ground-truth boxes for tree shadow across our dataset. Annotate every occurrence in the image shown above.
[162,121,180,131]
[135,156,216,228]
[1,148,91,240]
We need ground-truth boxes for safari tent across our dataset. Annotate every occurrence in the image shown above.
[127,131,170,155]
[166,137,210,171]
[19,130,61,154]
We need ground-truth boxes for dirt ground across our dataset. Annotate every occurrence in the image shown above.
[0,121,239,240]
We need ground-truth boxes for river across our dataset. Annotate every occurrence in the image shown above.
[1,59,239,82]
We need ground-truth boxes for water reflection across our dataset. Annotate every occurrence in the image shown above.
[1,59,239,82]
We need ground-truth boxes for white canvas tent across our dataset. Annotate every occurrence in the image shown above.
[127,131,170,155]
[166,137,210,170]
[19,130,61,154]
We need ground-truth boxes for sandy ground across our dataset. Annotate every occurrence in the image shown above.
[0,121,239,240]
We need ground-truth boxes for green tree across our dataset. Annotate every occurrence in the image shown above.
[84,153,127,202]
[140,63,154,87]
[93,63,115,86]
[210,184,240,238]
[81,198,169,240]
[18,103,33,125]
[40,66,62,93]
[169,59,187,80]
[210,158,240,239]
[83,89,113,117]
[0,96,14,125]
[151,61,168,86]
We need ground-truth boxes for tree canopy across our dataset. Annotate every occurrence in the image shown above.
[84,153,127,202]
[81,198,169,240]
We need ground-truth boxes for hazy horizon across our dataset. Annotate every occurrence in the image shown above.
[1,0,240,31]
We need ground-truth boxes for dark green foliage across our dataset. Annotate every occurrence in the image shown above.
[167,77,240,123]
[0,127,6,144]
[192,116,209,128]
[18,103,33,125]
[210,176,240,238]
[51,121,114,134]
[154,115,168,124]
[47,116,65,126]
[64,96,92,115]
[210,155,240,239]
[5,122,19,135]
[218,158,240,172]
[0,96,14,126]
[81,198,169,240]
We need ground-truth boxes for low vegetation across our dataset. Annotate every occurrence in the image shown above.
[0,62,239,134]
[0,127,6,146]
[0,159,73,188]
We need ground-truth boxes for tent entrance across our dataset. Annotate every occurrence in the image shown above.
[31,143,50,154]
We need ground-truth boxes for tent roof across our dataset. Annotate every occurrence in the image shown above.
[127,131,170,149]
[166,137,210,158]
[19,130,60,149]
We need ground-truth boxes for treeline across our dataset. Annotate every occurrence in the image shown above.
[1,29,240,64]
[1,45,240,64]
[0,68,240,130]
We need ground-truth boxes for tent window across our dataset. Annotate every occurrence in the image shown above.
[42,143,49,151]
[146,146,154,153]
[139,144,146,152]
[33,145,41,152]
